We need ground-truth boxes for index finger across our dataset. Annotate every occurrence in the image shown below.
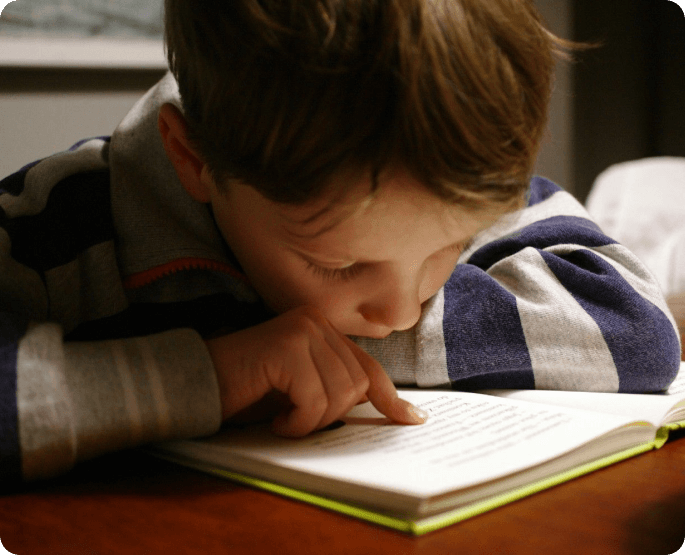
[342,336,428,425]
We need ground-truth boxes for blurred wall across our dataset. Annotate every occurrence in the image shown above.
[0,69,165,178]
[532,0,574,195]
[572,0,685,202]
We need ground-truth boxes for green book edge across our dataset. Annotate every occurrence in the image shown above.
[149,423,681,536]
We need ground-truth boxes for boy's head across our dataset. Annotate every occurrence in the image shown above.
[159,0,568,336]
[164,0,565,210]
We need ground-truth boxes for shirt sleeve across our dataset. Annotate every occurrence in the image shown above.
[0,140,222,486]
[356,177,681,393]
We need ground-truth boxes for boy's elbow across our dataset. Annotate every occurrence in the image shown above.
[613,310,681,393]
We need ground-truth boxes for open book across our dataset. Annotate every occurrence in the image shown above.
[150,363,685,535]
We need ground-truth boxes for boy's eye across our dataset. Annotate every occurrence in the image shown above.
[306,261,363,282]
[445,240,470,255]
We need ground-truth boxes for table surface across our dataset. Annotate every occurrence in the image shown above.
[1,428,684,555]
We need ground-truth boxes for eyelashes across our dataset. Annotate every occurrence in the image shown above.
[305,261,364,282]
[304,240,470,283]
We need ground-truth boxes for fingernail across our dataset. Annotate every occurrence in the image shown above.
[407,403,429,424]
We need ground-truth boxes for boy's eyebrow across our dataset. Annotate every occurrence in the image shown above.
[288,236,475,266]
[279,201,361,239]
[280,207,340,239]
[279,175,378,239]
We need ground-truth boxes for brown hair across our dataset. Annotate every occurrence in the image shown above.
[165,0,572,209]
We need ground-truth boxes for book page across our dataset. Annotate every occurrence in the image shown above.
[482,362,685,425]
[165,390,645,498]
[667,365,685,395]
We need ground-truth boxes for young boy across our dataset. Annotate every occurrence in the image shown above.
[0,0,680,485]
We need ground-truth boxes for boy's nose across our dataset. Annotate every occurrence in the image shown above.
[358,276,423,331]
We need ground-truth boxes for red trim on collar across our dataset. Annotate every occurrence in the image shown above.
[123,258,250,290]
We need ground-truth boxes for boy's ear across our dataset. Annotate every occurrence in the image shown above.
[158,103,211,203]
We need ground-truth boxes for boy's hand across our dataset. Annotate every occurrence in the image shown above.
[205,306,427,437]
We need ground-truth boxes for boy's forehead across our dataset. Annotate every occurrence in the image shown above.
[271,171,488,256]
[275,170,379,239]
[277,194,374,240]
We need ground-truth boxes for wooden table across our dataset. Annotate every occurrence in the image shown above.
[1,429,684,555]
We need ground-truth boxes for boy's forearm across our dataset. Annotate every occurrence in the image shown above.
[16,324,222,482]
[356,185,681,394]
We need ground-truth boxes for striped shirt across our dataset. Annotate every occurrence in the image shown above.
[0,74,680,485]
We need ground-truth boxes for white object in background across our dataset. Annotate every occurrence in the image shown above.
[586,157,685,296]
[0,538,16,555]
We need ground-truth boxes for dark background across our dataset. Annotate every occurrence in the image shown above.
[571,0,685,202]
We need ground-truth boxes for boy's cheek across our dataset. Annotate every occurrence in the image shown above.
[252,275,331,315]
[244,259,359,328]
[270,288,357,332]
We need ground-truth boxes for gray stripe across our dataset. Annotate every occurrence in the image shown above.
[111,340,145,445]
[62,329,221,463]
[460,189,592,264]
[353,331,417,386]
[18,326,221,480]
[44,241,129,334]
[415,288,450,387]
[136,338,172,437]
[352,289,450,387]
[17,323,77,481]
[488,247,619,391]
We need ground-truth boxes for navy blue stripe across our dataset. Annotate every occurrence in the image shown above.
[527,176,563,207]
[443,264,535,390]
[4,170,115,272]
[0,314,28,485]
[66,293,274,342]
[467,215,615,272]
[540,250,680,392]
[0,163,37,196]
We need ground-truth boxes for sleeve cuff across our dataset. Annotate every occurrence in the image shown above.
[17,325,221,481]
